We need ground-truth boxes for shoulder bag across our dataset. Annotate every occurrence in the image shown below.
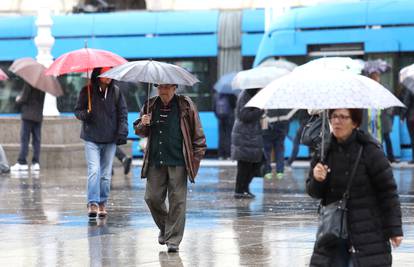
[315,145,363,248]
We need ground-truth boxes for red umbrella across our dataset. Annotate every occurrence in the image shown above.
[45,48,127,76]
[9,58,63,97]
[0,68,8,80]
[45,48,127,111]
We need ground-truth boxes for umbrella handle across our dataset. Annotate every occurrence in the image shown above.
[320,110,326,163]
[87,82,92,113]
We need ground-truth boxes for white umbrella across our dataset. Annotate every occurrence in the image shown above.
[296,57,363,74]
[99,60,199,86]
[246,69,405,110]
[231,66,290,90]
[400,64,414,94]
[258,58,297,71]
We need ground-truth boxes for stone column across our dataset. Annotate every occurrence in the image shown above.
[34,3,59,116]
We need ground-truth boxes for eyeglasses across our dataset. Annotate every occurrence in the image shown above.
[329,114,351,122]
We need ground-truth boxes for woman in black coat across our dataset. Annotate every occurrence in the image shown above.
[307,108,403,267]
[231,89,264,199]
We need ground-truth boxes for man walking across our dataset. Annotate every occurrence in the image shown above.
[134,83,206,252]
[10,84,45,171]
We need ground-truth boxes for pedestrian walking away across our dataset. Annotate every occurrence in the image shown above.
[74,67,128,219]
[213,92,237,159]
[231,89,264,199]
[134,83,206,253]
[307,108,403,267]
[10,83,45,172]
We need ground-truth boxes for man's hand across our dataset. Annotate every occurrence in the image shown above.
[390,236,403,248]
[313,163,330,182]
[141,114,152,126]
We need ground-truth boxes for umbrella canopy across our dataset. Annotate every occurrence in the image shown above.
[297,57,363,74]
[363,59,391,75]
[231,66,290,90]
[9,58,63,97]
[400,64,414,94]
[0,68,8,80]
[246,69,405,110]
[45,48,127,76]
[258,58,297,71]
[214,72,239,94]
[99,60,199,86]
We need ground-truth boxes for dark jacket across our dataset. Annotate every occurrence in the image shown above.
[17,84,45,122]
[74,82,128,144]
[307,129,403,267]
[231,89,264,162]
[401,89,414,122]
[134,95,207,182]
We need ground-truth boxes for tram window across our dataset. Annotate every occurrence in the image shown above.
[164,58,213,112]
[0,63,24,113]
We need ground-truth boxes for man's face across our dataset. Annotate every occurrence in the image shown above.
[157,84,176,101]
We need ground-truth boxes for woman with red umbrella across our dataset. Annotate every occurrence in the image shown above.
[74,67,128,218]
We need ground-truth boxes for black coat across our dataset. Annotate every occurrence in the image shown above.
[231,90,264,163]
[306,130,403,267]
[74,83,128,144]
[17,84,45,122]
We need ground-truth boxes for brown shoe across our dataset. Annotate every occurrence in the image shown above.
[88,203,98,218]
[98,203,107,218]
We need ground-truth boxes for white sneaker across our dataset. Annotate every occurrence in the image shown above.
[10,163,29,171]
[31,163,40,171]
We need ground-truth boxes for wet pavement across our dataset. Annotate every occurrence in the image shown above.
[0,161,413,266]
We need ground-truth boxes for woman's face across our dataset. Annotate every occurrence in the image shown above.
[329,109,357,142]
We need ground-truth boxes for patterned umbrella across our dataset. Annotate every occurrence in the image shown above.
[363,59,391,75]
[246,69,404,110]
[297,57,363,74]
[400,64,414,94]
[0,68,8,80]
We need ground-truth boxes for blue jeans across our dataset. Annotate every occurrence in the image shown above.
[84,141,116,205]
[18,119,42,164]
[263,121,289,173]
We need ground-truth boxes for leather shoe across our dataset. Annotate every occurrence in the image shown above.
[167,244,179,253]
[88,203,98,218]
[158,231,166,245]
[122,157,132,175]
[233,191,255,199]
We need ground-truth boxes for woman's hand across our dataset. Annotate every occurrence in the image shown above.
[313,163,330,182]
[390,236,403,248]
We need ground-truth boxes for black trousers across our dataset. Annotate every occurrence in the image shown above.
[18,119,42,164]
[115,146,127,162]
[218,116,234,158]
[407,119,414,161]
[235,160,261,193]
[383,132,395,161]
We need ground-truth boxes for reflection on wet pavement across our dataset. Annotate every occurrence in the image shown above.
[0,164,413,266]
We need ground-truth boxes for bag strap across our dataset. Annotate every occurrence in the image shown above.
[343,145,363,199]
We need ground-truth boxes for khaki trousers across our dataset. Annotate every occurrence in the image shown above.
[145,165,187,246]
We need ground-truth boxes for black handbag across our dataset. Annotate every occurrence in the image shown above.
[300,114,329,148]
[315,146,363,248]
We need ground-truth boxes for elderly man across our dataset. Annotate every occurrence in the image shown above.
[134,83,206,253]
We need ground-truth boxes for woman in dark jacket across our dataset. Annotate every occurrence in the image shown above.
[231,89,264,199]
[307,108,403,267]
[74,67,128,218]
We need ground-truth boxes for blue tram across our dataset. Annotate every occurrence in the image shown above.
[0,9,265,156]
[254,0,414,160]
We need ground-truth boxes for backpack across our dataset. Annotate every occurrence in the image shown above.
[215,94,232,119]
